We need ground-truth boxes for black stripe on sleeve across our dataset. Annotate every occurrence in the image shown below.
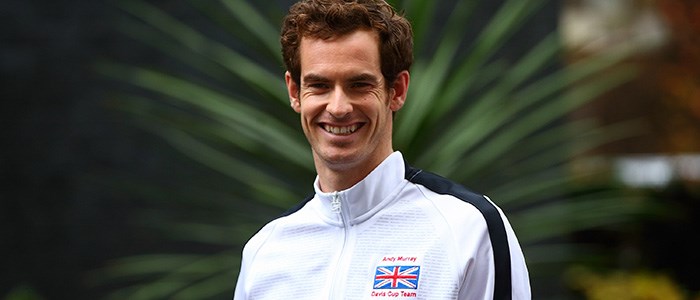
[405,164,512,300]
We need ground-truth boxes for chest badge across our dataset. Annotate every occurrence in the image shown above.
[373,265,420,289]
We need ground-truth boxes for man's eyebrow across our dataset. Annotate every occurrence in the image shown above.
[301,73,381,84]
[348,73,380,83]
[302,73,329,83]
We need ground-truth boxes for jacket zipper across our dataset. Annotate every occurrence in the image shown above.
[329,191,352,298]
[331,191,342,212]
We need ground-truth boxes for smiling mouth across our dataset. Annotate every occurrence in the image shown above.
[323,124,360,135]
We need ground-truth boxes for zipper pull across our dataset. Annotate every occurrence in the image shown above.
[331,191,341,213]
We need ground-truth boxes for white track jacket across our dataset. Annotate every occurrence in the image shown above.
[234,152,530,299]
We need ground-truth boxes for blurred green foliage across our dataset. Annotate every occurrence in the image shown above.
[96,0,654,298]
[3,285,44,300]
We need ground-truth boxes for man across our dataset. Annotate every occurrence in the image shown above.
[234,0,530,299]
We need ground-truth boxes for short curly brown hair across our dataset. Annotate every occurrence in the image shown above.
[280,0,413,86]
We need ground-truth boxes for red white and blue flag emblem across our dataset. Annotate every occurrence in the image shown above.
[373,266,420,289]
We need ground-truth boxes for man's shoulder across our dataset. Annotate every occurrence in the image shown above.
[405,165,518,299]
[403,165,507,237]
[245,193,315,243]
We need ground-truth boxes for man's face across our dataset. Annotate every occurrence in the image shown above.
[286,29,408,179]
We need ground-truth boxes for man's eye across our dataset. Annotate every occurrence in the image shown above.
[351,82,371,88]
[308,83,329,89]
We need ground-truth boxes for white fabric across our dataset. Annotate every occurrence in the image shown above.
[234,152,530,299]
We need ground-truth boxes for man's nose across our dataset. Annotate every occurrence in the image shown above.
[326,88,353,117]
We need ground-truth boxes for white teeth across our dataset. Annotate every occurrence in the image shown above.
[324,124,358,135]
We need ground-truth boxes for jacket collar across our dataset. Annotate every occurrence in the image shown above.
[312,151,408,226]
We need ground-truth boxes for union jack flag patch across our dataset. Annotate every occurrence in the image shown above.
[373,266,420,289]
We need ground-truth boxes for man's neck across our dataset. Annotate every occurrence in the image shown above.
[314,153,390,193]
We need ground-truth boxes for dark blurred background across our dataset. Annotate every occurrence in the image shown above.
[1,0,179,297]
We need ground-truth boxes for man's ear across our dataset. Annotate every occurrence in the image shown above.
[389,70,410,112]
[285,71,301,113]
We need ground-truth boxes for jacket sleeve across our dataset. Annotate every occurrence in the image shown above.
[233,222,277,300]
[501,211,531,299]
[457,199,531,299]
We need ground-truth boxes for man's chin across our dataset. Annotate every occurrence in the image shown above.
[315,150,363,170]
